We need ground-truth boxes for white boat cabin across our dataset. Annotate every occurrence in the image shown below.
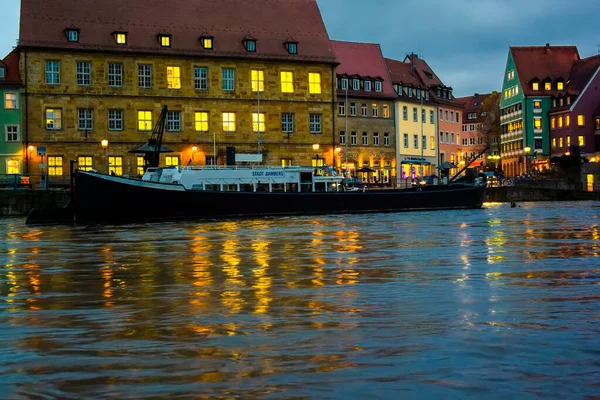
[142,166,344,193]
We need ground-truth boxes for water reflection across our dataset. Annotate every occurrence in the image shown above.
[1,202,600,398]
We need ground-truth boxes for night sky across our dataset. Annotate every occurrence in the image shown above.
[2,0,598,96]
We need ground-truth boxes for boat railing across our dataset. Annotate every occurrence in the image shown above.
[179,165,312,172]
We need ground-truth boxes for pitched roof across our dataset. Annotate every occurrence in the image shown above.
[0,49,21,86]
[566,53,600,93]
[511,44,580,96]
[331,41,396,99]
[385,57,423,88]
[19,0,337,63]
[456,92,497,123]
[404,54,462,108]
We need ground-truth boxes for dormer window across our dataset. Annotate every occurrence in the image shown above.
[341,78,348,90]
[375,81,382,92]
[244,37,256,52]
[285,39,298,54]
[65,28,79,42]
[158,34,171,47]
[352,79,360,90]
[364,80,372,92]
[113,31,127,45]
[0,67,5,79]
[532,82,539,91]
[425,91,429,101]
[436,87,441,97]
[200,34,214,50]
[545,82,551,91]
[398,85,403,96]
[442,88,447,98]
[448,89,453,98]
[557,81,564,91]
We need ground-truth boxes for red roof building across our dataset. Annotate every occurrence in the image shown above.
[331,41,396,184]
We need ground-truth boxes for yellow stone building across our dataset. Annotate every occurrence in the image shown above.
[18,0,338,180]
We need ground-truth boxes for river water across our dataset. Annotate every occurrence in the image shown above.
[1,202,600,399]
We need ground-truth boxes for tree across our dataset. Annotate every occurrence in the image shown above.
[479,91,501,153]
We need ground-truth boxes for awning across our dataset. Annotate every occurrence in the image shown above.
[401,161,431,165]
[437,161,458,169]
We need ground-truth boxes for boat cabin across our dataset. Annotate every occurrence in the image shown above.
[142,166,344,193]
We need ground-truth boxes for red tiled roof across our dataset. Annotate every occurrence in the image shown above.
[385,57,423,88]
[19,0,337,63]
[332,41,396,99]
[0,49,21,86]
[566,53,600,93]
[511,45,580,96]
[404,54,462,107]
[456,92,498,123]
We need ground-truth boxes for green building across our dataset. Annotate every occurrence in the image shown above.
[0,49,23,176]
[500,44,580,177]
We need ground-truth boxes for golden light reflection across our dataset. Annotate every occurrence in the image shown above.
[252,238,272,314]
[101,246,115,307]
[220,240,245,314]
[485,218,507,264]
[189,234,213,310]
[25,263,42,310]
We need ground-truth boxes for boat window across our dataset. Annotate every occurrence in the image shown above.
[204,184,219,191]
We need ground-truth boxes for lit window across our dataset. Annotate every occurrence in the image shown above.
[76,61,91,85]
[579,136,585,147]
[167,66,181,89]
[138,111,152,131]
[4,93,18,109]
[309,73,321,94]
[534,101,541,109]
[166,111,181,131]
[552,138,556,148]
[551,117,556,129]
[201,37,213,50]
[165,156,179,167]
[567,136,571,147]
[252,112,265,132]
[430,136,435,150]
[566,115,570,127]
[5,125,19,142]
[557,82,564,91]
[108,157,123,175]
[251,70,264,92]
[138,64,152,88]
[75,155,96,176]
[159,35,171,47]
[7,159,19,174]
[108,109,123,131]
[559,137,563,147]
[114,32,127,45]
[383,104,390,118]
[78,109,93,130]
[65,28,79,42]
[558,116,563,128]
[195,112,209,131]
[532,82,539,91]
[281,71,294,93]
[577,115,585,126]
[46,108,62,130]
[245,40,256,52]
[222,68,235,91]
[534,118,542,129]
[48,156,63,176]
[545,82,551,91]
[137,156,145,176]
[222,112,236,132]
[372,104,378,117]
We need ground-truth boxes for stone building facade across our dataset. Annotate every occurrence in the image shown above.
[18,0,337,180]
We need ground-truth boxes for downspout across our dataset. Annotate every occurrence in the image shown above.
[331,64,336,165]
[24,49,29,175]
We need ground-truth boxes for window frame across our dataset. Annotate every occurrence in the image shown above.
[222,112,236,132]
[280,71,294,93]
[108,109,123,131]
[108,63,123,87]
[309,72,322,94]
[282,113,295,133]
[309,114,322,134]
[76,61,91,86]
[45,60,61,85]
[251,69,265,92]
[108,156,123,176]
[222,68,235,91]
[5,124,19,142]
[167,66,181,89]
[252,112,266,133]
[45,108,62,130]
[48,156,64,176]
[4,92,18,109]
[77,108,93,131]
[77,156,93,172]
[138,110,153,131]
[166,110,181,132]
[195,111,209,132]
[138,64,153,88]
[194,67,209,91]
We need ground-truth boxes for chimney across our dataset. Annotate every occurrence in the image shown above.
[545,43,552,55]
[474,93,479,97]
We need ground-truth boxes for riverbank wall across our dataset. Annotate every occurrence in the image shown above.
[0,190,71,217]
[486,187,600,202]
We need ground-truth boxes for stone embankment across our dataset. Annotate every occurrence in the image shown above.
[486,186,600,202]
[0,190,71,217]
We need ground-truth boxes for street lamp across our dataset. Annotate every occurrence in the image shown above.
[191,145,198,164]
[101,139,109,174]
[335,147,342,169]
[312,143,320,167]
[524,146,531,174]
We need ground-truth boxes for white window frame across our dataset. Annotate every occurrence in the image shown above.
[45,61,60,85]
[375,81,382,92]
[108,63,123,87]
[339,131,346,145]
[340,78,348,90]
[373,132,380,146]
[338,102,345,116]
[167,111,181,132]
[5,124,19,142]
[138,64,152,88]
[4,92,18,109]
[364,81,372,92]
[362,132,369,145]
[351,132,357,146]
[361,104,368,117]
[350,103,357,116]
[46,108,62,130]
[384,133,390,147]
[78,108,93,131]
[108,109,123,131]
[76,61,91,86]
[352,79,360,90]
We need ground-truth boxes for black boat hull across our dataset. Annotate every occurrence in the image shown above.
[65,171,487,223]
